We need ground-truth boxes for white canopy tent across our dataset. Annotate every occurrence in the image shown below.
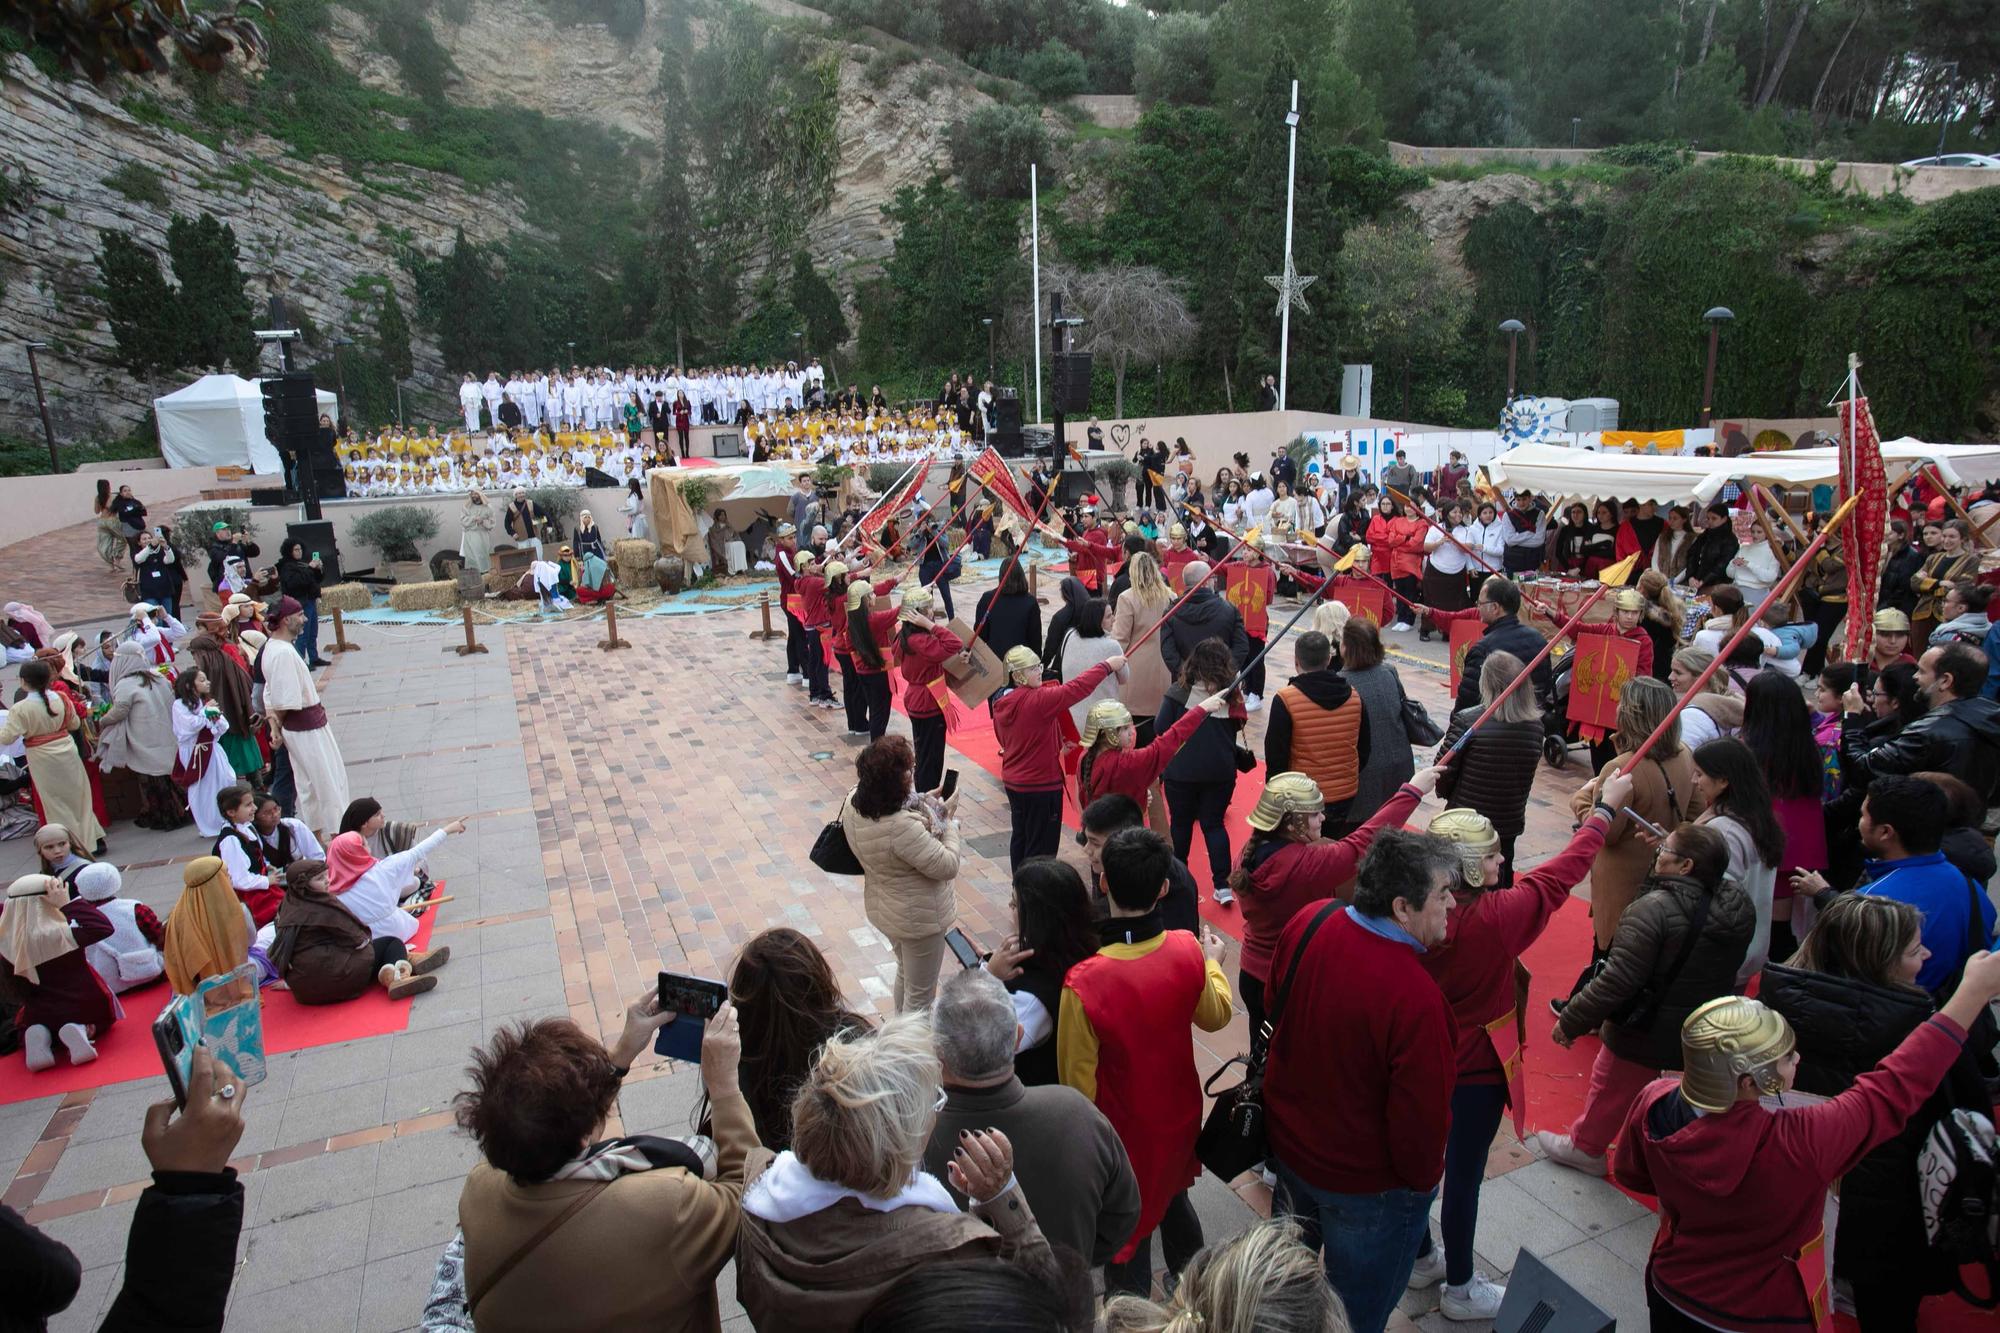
[1486,440,2000,507]
[153,374,338,475]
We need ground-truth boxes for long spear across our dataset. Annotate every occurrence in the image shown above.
[1384,484,1563,619]
[1122,521,1268,655]
[834,444,937,553]
[968,461,1069,644]
[1614,492,1864,777]
[1445,552,1641,757]
[899,486,985,588]
[1222,544,1362,694]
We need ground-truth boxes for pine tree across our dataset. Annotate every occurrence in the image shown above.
[96,232,182,375]
[376,284,413,380]
[166,212,258,374]
[789,251,849,356]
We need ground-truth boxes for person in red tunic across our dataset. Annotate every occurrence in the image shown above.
[1,872,119,1071]
[990,645,1121,870]
[1059,826,1232,1296]
[1228,765,1444,1051]
[1407,773,1633,1320]
[1613,953,2000,1333]
[1158,524,1197,588]
[1568,587,1656,678]
[788,546,836,707]
[1075,693,1225,814]
[894,589,962,794]
[1216,549,1277,709]
[843,579,903,742]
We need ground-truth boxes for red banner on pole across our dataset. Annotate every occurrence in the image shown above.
[1448,616,1483,699]
[967,447,1037,526]
[1222,562,1276,639]
[1566,634,1641,741]
[1840,395,1888,665]
[857,457,932,546]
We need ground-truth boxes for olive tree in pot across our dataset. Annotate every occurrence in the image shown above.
[527,487,582,545]
[1094,457,1138,513]
[349,505,441,582]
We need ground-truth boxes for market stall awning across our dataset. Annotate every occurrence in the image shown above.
[1786,439,2000,489]
[1484,444,1832,506]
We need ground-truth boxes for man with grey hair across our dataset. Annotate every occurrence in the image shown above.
[922,967,1139,1267]
[1156,559,1249,678]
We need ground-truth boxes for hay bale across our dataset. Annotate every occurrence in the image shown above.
[388,579,460,612]
[320,582,373,612]
[614,538,657,586]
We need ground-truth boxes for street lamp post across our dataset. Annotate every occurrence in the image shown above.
[981,317,995,382]
[1277,82,1301,411]
[1698,306,1734,428]
[1498,319,1526,400]
[24,342,59,473]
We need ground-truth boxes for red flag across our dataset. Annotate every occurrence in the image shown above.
[1222,562,1275,639]
[1447,617,1483,699]
[1331,577,1389,627]
[1840,396,1888,665]
[858,457,932,545]
[1566,635,1641,742]
[967,447,1037,526]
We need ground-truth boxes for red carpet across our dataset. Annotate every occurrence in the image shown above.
[0,910,439,1107]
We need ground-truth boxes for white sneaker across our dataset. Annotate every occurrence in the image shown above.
[57,1023,97,1066]
[1243,692,1262,712]
[1388,620,1414,632]
[1213,886,1235,906]
[1441,1273,1506,1321]
[1407,1248,1447,1290]
[786,672,804,686]
[23,1024,53,1072]
[1531,1129,1607,1177]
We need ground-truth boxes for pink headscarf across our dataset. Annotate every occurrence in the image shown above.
[325,831,376,895]
[4,602,55,649]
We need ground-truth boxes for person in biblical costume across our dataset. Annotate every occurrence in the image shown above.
[187,615,263,782]
[162,856,253,999]
[458,488,497,574]
[73,861,166,996]
[1,872,119,1070]
[1,662,105,853]
[260,597,350,838]
[269,860,439,1004]
[170,666,238,838]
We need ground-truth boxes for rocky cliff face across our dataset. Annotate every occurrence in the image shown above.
[0,0,999,444]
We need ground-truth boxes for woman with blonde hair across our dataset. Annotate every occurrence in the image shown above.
[1634,569,1683,681]
[735,1013,1053,1328]
[1103,1217,1349,1333]
[1110,551,1175,750]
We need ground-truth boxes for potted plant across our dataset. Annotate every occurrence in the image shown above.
[1094,457,1138,513]
[350,505,440,582]
[527,486,582,545]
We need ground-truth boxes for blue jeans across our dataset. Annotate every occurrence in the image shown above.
[300,598,321,663]
[267,743,296,819]
[1415,1081,1509,1286]
[1273,1160,1435,1333]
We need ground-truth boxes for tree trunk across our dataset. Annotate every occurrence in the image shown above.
[1810,4,1863,127]
[1696,0,1722,64]
[1112,350,1127,419]
[1222,360,1234,412]
[1755,0,1815,110]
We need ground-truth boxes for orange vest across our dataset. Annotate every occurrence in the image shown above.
[1275,686,1362,802]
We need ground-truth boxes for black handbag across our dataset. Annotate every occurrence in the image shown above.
[809,797,864,876]
[1196,900,1340,1181]
[1400,690,1445,746]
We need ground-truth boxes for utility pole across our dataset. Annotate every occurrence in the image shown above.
[24,342,58,472]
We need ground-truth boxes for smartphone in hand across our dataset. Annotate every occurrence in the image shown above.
[654,970,729,1062]
[153,963,266,1110]
[939,769,959,801]
[944,927,981,970]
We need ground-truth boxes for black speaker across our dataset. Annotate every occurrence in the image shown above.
[994,389,1022,433]
[1054,469,1093,505]
[992,430,1025,458]
[711,430,743,459]
[287,520,342,586]
[1053,353,1093,414]
[249,487,295,507]
[1493,1251,1615,1333]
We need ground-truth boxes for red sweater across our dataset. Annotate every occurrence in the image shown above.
[1615,1015,1971,1333]
[991,665,1111,791]
[1421,815,1607,1082]
[1160,545,1196,586]
[1237,784,1422,983]
[796,573,830,630]
[850,607,900,675]
[1082,706,1205,809]
[899,627,963,717]
[1264,908,1455,1193]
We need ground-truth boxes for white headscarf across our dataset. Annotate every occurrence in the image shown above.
[0,874,77,985]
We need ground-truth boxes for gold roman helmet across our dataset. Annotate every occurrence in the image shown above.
[1678,995,1796,1113]
[1428,808,1502,887]
[1873,608,1911,634]
[1614,588,1646,612]
[898,587,935,625]
[822,560,848,581]
[796,550,819,569]
[1169,523,1187,540]
[1002,645,1041,678]
[845,581,871,612]
[1080,699,1134,748]
[1247,772,1325,832]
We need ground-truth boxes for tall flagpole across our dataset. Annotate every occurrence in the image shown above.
[1277,80,1299,411]
[1031,163,1044,426]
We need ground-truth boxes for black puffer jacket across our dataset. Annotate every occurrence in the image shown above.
[1452,614,1552,715]
[1844,693,2000,801]
[1682,525,1738,588]
[1435,707,1542,838]
[1157,588,1249,677]
[1556,873,1754,1068]
[1760,962,1990,1287]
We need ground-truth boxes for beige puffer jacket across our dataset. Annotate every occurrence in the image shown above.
[844,796,962,940]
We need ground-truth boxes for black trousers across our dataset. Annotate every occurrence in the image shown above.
[1105,1189,1205,1296]
[911,713,946,793]
[1007,787,1064,871]
[1239,968,1268,1059]
[836,652,866,731]
[1646,1280,1712,1333]
[1848,1276,1922,1333]
[1242,635,1266,698]
[372,937,409,969]
[1165,779,1234,891]
[858,671,892,740]
[802,628,833,702]
[784,611,805,675]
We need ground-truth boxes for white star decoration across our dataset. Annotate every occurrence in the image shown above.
[1266,257,1317,316]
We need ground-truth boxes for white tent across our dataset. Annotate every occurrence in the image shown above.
[1488,440,2000,507]
[153,374,338,475]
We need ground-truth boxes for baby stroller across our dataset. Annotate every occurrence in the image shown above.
[1540,646,1588,769]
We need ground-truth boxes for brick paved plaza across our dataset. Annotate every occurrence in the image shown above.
[0,558,1664,1331]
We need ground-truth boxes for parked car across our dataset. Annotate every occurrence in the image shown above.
[1900,153,2000,169]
